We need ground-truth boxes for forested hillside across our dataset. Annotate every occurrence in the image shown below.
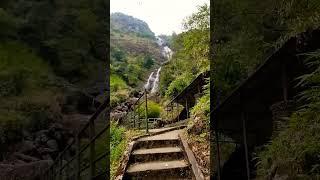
[158,3,210,177]
[0,0,107,177]
[214,0,320,178]
[110,12,164,107]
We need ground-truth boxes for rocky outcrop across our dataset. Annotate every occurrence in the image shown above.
[111,97,139,123]
[3,122,73,164]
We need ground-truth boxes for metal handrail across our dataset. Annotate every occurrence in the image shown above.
[42,98,109,180]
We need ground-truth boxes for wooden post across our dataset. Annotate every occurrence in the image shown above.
[89,120,96,179]
[76,135,80,180]
[242,112,250,180]
[145,89,149,134]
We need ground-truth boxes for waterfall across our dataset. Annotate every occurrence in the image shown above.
[162,46,173,60]
[144,72,154,91]
[151,67,161,94]
[143,37,172,93]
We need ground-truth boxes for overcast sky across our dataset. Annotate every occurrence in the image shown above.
[110,0,209,35]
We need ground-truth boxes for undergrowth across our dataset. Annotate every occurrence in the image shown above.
[256,49,320,179]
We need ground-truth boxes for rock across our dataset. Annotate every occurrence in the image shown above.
[49,123,64,130]
[111,112,126,121]
[22,131,32,141]
[35,130,49,144]
[38,147,55,155]
[46,139,59,151]
[14,153,39,163]
[39,134,49,143]
[0,160,53,180]
[19,141,36,154]
[53,131,62,141]
[41,154,53,161]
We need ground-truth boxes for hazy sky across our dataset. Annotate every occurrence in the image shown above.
[110,0,209,35]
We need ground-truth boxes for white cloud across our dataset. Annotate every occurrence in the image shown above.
[110,0,209,35]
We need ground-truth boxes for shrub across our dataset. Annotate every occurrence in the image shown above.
[0,70,26,97]
[191,93,210,120]
[138,100,162,118]
[110,74,127,92]
[257,49,320,178]
[165,73,194,98]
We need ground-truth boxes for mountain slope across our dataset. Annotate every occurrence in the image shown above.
[110,12,164,107]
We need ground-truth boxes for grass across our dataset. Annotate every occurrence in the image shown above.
[110,73,130,107]
[110,121,144,179]
[110,74,128,92]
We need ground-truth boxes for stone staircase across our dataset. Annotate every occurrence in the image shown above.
[123,129,193,179]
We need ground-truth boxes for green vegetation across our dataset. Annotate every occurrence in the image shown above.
[137,100,162,118]
[156,4,210,177]
[257,50,320,178]
[110,13,162,107]
[110,121,143,179]
[0,41,60,156]
[213,0,320,98]
[214,0,320,178]
[0,0,107,159]
[160,3,209,100]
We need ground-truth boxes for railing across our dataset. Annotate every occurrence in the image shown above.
[42,99,109,180]
[121,89,162,133]
[43,89,163,179]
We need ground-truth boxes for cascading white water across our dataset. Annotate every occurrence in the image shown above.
[162,46,173,60]
[151,67,161,93]
[144,72,154,91]
[144,37,172,93]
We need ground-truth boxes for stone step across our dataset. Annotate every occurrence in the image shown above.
[131,147,184,163]
[125,160,191,179]
[134,130,182,149]
[134,139,181,149]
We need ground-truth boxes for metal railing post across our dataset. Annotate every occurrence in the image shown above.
[171,103,173,120]
[133,104,136,128]
[214,128,221,180]
[242,112,250,180]
[59,157,62,180]
[145,89,149,134]
[76,135,80,180]
[176,103,179,121]
[185,99,188,119]
[89,119,96,179]
[138,104,141,128]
